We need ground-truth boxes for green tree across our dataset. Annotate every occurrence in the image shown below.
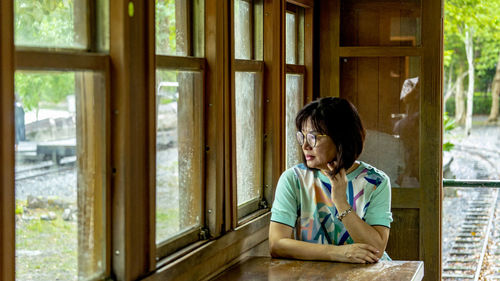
[15,72,75,119]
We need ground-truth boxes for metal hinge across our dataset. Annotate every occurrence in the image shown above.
[259,199,268,209]
[199,227,210,240]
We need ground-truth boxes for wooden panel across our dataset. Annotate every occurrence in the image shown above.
[156,55,205,70]
[339,47,422,57]
[303,6,313,103]
[262,0,285,205]
[0,0,15,280]
[234,59,264,72]
[357,9,379,46]
[285,64,305,74]
[386,208,420,261]
[420,0,443,279]
[318,0,339,98]
[75,72,106,278]
[287,0,314,9]
[15,50,109,71]
[145,213,271,281]
[339,57,358,107]
[109,0,153,279]
[205,0,229,236]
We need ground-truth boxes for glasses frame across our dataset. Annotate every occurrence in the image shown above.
[296,131,328,148]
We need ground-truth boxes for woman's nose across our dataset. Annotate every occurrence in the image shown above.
[302,141,311,150]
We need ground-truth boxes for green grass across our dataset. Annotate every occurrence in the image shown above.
[156,208,180,243]
[16,201,77,281]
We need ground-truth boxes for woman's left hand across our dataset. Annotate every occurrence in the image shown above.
[326,161,348,205]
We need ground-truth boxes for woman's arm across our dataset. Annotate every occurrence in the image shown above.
[269,221,380,263]
[328,167,390,257]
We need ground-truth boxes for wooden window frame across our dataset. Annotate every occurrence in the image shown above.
[154,55,207,260]
[231,0,269,227]
[13,49,112,280]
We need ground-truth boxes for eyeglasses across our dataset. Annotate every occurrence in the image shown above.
[296,131,328,148]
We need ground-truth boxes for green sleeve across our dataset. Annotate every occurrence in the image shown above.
[364,176,393,228]
[270,168,300,228]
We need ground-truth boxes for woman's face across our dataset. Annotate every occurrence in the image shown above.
[300,119,337,171]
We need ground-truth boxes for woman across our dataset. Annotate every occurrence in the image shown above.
[269,97,392,264]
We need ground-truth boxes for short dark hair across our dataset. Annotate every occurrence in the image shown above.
[295,97,365,175]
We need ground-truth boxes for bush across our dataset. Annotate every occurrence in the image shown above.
[445,92,492,116]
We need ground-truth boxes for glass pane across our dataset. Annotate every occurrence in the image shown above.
[235,72,262,205]
[340,0,421,47]
[285,74,304,168]
[155,0,204,57]
[234,0,252,59]
[254,0,263,60]
[341,57,421,188]
[14,0,88,49]
[97,0,110,52]
[156,70,203,244]
[285,12,297,64]
[15,71,106,280]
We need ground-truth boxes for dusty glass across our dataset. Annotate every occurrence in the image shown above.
[285,12,297,64]
[14,71,106,280]
[340,0,421,46]
[235,72,262,205]
[14,0,88,49]
[340,56,421,188]
[285,74,304,168]
[234,0,252,59]
[155,70,203,244]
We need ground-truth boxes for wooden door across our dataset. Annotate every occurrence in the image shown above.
[318,0,443,280]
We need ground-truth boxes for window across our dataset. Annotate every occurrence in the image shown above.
[232,0,265,220]
[285,2,312,169]
[154,0,205,259]
[12,0,110,279]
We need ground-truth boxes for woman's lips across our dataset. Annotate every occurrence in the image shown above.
[305,155,314,161]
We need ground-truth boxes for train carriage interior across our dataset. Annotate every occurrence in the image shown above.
[1,0,500,280]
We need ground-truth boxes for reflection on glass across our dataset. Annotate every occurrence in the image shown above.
[235,72,262,205]
[340,0,421,46]
[340,57,421,187]
[286,74,304,168]
[235,0,252,59]
[286,12,297,64]
[96,0,110,52]
[14,0,88,48]
[156,70,202,244]
[14,71,106,280]
[156,0,186,56]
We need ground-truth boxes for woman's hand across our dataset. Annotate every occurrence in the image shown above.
[335,243,380,264]
[326,161,348,205]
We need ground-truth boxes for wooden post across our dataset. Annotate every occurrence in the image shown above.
[75,73,106,279]
[110,0,154,279]
[0,0,15,280]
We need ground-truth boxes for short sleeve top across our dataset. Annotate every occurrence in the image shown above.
[271,161,392,246]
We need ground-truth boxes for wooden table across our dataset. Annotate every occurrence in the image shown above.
[211,256,424,281]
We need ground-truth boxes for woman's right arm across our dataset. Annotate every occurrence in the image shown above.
[269,221,380,263]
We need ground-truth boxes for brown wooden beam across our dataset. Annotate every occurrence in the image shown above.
[339,47,422,57]
[110,0,154,279]
[156,55,205,71]
[15,50,109,71]
[285,64,306,74]
[234,59,264,72]
[0,1,15,280]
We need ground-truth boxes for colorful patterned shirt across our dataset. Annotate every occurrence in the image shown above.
[270,161,393,259]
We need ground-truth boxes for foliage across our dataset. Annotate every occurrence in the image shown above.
[15,72,75,112]
[14,0,79,48]
[445,92,493,115]
[444,0,500,101]
[443,112,456,151]
[156,0,177,55]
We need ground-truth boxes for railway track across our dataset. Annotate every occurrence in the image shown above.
[442,188,499,280]
[15,158,76,181]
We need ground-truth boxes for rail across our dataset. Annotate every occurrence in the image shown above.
[443,179,500,188]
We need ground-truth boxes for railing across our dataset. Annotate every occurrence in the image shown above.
[443,179,500,188]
